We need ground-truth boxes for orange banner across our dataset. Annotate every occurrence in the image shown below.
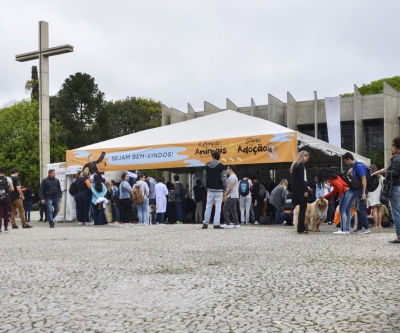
[66,132,297,174]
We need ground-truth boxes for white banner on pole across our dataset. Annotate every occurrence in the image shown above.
[325,96,341,148]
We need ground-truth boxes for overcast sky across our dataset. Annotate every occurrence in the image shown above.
[1,1,399,111]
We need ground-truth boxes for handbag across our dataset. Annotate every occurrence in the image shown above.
[381,172,392,198]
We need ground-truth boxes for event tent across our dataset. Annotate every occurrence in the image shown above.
[66,110,369,174]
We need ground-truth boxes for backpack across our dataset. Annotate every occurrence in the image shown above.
[366,167,380,192]
[0,176,8,201]
[239,179,250,196]
[259,183,266,199]
[338,173,361,191]
[68,182,77,196]
[132,185,144,204]
[178,183,187,201]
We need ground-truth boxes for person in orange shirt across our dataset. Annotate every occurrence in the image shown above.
[317,168,352,235]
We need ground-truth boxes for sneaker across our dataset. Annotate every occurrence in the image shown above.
[352,228,361,233]
[202,224,208,229]
[176,221,183,224]
[240,222,244,225]
[22,224,33,229]
[254,221,259,225]
[333,230,350,235]
[232,224,240,229]
[214,225,222,229]
[4,228,8,233]
[220,224,228,228]
[12,225,19,229]
[38,218,43,222]
[358,228,371,234]
[50,224,54,228]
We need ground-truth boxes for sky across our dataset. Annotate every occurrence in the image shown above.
[1,0,399,112]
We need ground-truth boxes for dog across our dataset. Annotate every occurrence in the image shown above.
[293,198,328,232]
[148,204,157,225]
[266,143,279,161]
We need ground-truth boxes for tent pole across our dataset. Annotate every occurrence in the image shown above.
[340,156,343,173]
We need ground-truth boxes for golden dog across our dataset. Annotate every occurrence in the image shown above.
[293,198,328,232]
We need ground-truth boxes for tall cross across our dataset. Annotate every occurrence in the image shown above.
[15,21,73,181]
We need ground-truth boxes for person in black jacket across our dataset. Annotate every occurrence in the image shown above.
[202,151,227,229]
[23,183,33,222]
[39,169,62,228]
[290,151,311,233]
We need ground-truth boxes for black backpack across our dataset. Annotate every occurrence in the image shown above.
[178,183,187,201]
[366,167,380,192]
[0,176,8,201]
[239,179,250,196]
[68,182,77,196]
[338,173,361,191]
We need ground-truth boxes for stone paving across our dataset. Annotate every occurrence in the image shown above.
[0,212,399,333]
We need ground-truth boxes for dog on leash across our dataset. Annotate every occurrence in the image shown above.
[293,197,328,232]
[148,204,157,225]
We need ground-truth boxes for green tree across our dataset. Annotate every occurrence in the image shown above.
[50,72,108,149]
[106,96,162,137]
[0,100,67,191]
[341,76,400,97]
[24,66,39,101]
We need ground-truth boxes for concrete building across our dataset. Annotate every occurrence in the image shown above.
[162,82,400,167]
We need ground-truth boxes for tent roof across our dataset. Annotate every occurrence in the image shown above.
[76,110,296,150]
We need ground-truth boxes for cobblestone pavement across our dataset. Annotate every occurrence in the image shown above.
[0,213,399,333]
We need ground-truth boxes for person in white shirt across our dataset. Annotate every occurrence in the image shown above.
[222,165,240,229]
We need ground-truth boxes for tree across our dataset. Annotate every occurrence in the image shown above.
[24,66,39,101]
[106,96,162,137]
[0,100,67,191]
[341,76,400,97]
[50,72,108,149]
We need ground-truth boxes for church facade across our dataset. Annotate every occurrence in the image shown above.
[162,82,400,165]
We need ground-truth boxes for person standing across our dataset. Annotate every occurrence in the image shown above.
[76,171,92,225]
[155,177,168,224]
[39,169,62,228]
[269,179,288,224]
[72,172,81,222]
[10,168,32,229]
[375,137,400,243]
[110,180,120,223]
[119,172,133,224]
[193,179,205,223]
[222,165,240,228]
[91,174,107,225]
[23,183,34,222]
[202,151,227,229]
[145,174,156,224]
[343,152,370,234]
[290,151,311,234]
[239,173,253,225]
[134,174,150,225]
[174,175,186,224]
[0,166,14,233]
[251,176,262,224]
[368,164,384,229]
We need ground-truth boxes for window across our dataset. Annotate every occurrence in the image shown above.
[363,120,384,153]
[341,122,354,152]
[298,124,328,142]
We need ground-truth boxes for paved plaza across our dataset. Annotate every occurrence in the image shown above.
[0,213,399,333]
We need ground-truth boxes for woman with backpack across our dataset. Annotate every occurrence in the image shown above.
[133,174,150,225]
[316,167,351,234]
[119,172,133,224]
[23,183,33,222]
[0,166,14,233]
[91,174,107,225]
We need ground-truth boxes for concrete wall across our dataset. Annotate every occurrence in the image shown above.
[383,82,400,165]
[286,92,297,130]
[268,94,285,125]
[354,85,363,155]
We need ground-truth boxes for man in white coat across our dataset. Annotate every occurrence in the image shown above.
[155,177,168,224]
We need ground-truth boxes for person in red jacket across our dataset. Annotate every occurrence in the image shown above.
[317,167,351,235]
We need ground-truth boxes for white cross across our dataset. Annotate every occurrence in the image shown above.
[15,21,74,181]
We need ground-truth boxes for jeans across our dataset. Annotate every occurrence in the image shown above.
[119,198,132,223]
[137,197,149,224]
[203,191,223,225]
[389,185,400,237]
[355,193,368,230]
[39,202,47,220]
[0,196,10,229]
[149,198,156,223]
[239,196,252,223]
[45,198,60,226]
[92,203,104,225]
[24,201,33,222]
[195,201,203,222]
[223,197,239,225]
[112,202,120,222]
[253,195,262,222]
[78,196,91,223]
[176,201,183,222]
[74,194,80,221]
[339,190,356,232]
[157,212,165,224]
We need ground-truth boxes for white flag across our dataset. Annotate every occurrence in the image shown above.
[325,96,341,148]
